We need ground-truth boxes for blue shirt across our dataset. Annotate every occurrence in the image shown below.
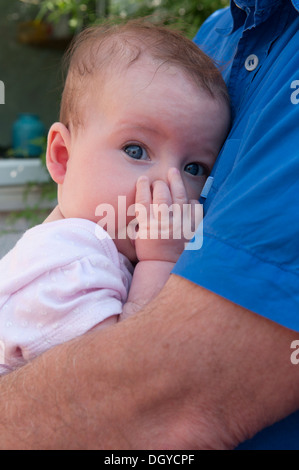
[172,0,299,449]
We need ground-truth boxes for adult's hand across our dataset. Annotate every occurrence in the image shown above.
[0,274,298,449]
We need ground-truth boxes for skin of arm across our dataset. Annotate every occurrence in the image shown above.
[0,274,298,450]
[122,169,199,319]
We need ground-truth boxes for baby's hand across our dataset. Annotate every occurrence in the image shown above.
[132,168,201,263]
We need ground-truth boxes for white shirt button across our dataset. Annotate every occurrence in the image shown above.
[245,54,259,71]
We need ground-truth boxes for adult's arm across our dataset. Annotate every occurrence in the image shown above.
[0,274,298,450]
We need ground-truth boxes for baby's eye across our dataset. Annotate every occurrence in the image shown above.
[184,162,208,177]
[124,144,149,160]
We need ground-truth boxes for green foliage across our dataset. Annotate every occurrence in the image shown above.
[35,0,99,31]
[109,0,229,38]
[32,0,229,38]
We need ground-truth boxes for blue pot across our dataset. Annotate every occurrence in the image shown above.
[12,113,46,158]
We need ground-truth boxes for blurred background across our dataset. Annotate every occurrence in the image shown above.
[0,0,229,151]
[0,0,228,256]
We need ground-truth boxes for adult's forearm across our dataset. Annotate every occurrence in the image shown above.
[1,275,299,449]
[0,280,228,450]
[0,326,134,449]
[0,299,198,450]
[0,309,177,450]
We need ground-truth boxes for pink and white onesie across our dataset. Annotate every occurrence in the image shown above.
[0,218,133,374]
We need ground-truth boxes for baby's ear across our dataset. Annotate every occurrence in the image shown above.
[46,123,71,184]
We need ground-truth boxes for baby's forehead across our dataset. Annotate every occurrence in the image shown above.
[61,23,230,129]
[76,45,189,98]
[88,59,206,115]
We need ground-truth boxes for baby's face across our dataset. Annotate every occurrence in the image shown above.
[60,57,230,261]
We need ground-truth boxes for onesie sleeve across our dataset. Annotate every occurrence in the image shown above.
[0,219,133,372]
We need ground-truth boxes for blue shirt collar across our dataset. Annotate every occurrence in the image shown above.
[233,0,299,12]
[229,0,299,32]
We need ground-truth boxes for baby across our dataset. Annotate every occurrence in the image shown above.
[0,20,230,374]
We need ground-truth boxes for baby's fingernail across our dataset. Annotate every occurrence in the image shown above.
[137,176,148,183]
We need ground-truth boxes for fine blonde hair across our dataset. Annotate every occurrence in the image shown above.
[60,19,230,129]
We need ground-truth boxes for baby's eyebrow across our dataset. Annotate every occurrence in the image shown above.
[116,121,163,137]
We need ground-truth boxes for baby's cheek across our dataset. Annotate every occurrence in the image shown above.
[186,178,206,201]
[125,189,139,222]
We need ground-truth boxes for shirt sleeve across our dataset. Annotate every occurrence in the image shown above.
[0,219,132,372]
[173,32,299,331]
